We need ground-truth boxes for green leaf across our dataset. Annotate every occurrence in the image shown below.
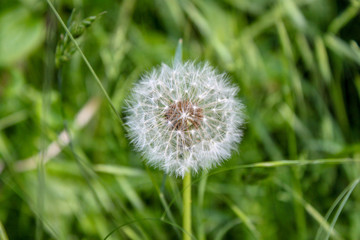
[0,7,45,67]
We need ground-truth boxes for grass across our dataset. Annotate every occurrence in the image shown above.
[1,0,360,239]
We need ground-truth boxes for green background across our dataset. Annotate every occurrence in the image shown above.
[0,0,360,239]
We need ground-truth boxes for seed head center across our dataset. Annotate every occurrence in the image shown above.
[165,100,203,131]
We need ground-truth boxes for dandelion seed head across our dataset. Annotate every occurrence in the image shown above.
[125,61,245,178]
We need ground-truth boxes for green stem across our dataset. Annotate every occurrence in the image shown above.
[183,172,192,240]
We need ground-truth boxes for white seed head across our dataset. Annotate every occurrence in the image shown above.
[125,61,245,178]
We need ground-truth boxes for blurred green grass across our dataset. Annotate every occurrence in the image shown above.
[1,0,360,239]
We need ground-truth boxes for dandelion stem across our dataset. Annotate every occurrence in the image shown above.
[183,171,192,240]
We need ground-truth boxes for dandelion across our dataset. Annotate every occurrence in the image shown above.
[125,61,244,178]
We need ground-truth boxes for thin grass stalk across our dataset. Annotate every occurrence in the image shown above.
[46,0,123,125]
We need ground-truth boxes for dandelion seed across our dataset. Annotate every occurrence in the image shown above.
[125,61,245,178]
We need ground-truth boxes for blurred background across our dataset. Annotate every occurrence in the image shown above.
[1,0,360,239]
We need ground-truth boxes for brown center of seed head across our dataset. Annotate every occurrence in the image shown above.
[165,100,203,131]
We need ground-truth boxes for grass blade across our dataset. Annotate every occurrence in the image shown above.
[0,221,9,240]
